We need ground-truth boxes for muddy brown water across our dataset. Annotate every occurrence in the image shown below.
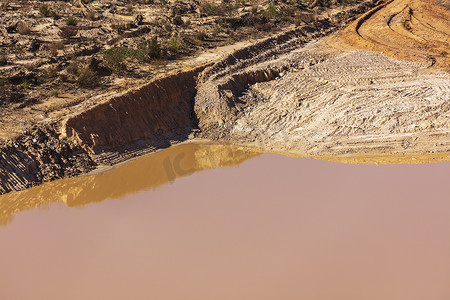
[1,143,450,300]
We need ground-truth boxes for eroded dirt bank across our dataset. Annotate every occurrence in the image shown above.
[1,0,449,194]
[0,66,205,194]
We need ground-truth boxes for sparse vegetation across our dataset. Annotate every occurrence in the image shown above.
[199,1,219,16]
[195,31,207,41]
[137,39,161,61]
[52,89,60,97]
[319,0,331,7]
[39,4,50,17]
[0,0,366,123]
[58,26,78,39]
[264,3,278,18]
[102,47,137,72]
[169,36,180,53]
[77,67,100,88]
[49,41,64,57]
[66,16,78,26]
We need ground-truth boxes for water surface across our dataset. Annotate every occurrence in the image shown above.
[1,144,450,300]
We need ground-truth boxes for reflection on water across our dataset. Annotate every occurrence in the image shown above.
[1,147,450,300]
[1,152,450,300]
[0,143,261,226]
[2,142,450,226]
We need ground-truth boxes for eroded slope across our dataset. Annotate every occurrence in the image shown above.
[194,0,450,156]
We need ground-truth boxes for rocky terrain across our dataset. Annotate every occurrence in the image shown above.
[0,0,449,194]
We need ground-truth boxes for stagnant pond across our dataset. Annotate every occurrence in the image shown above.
[1,143,450,299]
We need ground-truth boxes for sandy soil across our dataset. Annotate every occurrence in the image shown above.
[195,0,450,157]
[0,0,346,141]
[330,0,450,70]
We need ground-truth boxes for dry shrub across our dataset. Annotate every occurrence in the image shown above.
[86,9,97,21]
[46,66,58,78]
[49,41,64,56]
[256,22,273,31]
[77,68,99,88]
[67,61,79,75]
[39,4,50,17]
[136,39,161,61]
[66,16,78,26]
[17,22,31,35]
[199,1,219,15]
[125,3,133,14]
[195,30,207,41]
[111,19,130,32]
[59,26,78,39]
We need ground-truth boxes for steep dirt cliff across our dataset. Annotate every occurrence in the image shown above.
[63,67,205,155]
[0,67,206,194]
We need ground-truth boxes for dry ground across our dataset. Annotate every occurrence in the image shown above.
[0,0,351,141]
[195,0,450,157]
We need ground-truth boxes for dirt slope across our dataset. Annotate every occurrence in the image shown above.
[194,0,450,156]
[331,0,450,69]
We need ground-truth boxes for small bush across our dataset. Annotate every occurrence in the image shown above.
[17,22,31,35]
[195,31,207,41]
[319,0,330,7]
[102,47,137,71]
[49,41,64,57]
[67,61,79,75]
[59,26,78,39]
[137,39,161,61]
[169,36,180,53]
[47,66,58,78]
[66,16,78,26]
[52,89,60,97]
[77,68,100,88]
[199,1,219,15]
[39,4,50,17]
[263,3,277,19]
